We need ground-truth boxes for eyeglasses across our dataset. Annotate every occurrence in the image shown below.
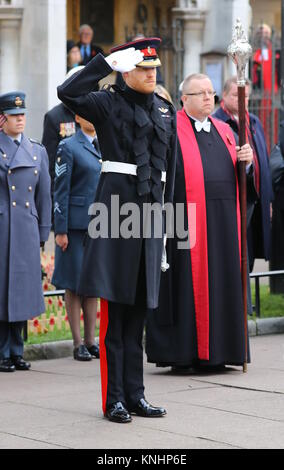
[185,91,216,98]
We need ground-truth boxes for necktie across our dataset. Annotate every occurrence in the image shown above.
[92,138,99,152]
[195,120,211,133]
[14,140,20,146]
[83,46,88,63]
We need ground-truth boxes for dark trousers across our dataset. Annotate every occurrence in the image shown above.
[100,259,147,413]
[0,321,25,359]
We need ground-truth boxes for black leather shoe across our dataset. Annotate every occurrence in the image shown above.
[73,345,92,361]
[0,358,15,372]
[86,343,100,359]
[129,398,167,417]
[11,356,30,371]
[105,402,132,423]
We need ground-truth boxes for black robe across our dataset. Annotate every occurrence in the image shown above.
[146,113,250,367]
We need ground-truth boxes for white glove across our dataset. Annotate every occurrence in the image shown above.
[105,48,144,73]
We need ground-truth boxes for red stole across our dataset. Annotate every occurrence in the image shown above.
[177,109,241,360]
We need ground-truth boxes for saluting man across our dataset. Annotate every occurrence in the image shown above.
[0,92,51,372]
[57,38,177,423]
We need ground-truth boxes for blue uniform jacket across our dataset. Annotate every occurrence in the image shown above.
[213,107,273,260]
[0,131,51,322]
[53,129,102,235]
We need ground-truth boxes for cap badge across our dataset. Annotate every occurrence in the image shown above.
[15,97,23,107]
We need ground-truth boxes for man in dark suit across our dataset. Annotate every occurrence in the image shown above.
[77,24,105,65]
[213,76,273,270]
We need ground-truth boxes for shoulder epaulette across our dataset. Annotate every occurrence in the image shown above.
[29,138,44,147]
[56,140,66,154]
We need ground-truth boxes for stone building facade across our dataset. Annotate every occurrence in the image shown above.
[0,0,281,138]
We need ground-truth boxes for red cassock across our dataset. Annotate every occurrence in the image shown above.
[146,110,249,367]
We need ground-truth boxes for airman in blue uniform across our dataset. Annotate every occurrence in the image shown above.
[51,118,102,361]
[0,92,51,372]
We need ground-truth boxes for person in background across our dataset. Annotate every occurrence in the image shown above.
[213,76,273,271]
[155,84,173,104]
[0,92,51,372]
[42,66,85,209]
[252,23,280,150]
[77,24,105,65]
[52,116,102,361]
[270,120,284,292]
[67,40,82,73]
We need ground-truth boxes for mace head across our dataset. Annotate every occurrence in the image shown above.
[228,18,252,86]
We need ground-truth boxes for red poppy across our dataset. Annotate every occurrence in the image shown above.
[65,315,69,322]
[33,319,39,327]
[48,298,53,305]
[49,317,55,326]
[58,299,63,308]
[43,283,49,291]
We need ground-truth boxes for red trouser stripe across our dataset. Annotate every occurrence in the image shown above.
[99,299,109,414]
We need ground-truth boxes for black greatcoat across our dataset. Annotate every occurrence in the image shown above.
[146,116,250,367]
[42,103,79,195]
[57,54,177,309]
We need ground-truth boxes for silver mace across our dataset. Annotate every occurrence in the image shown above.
[228,19,252,373]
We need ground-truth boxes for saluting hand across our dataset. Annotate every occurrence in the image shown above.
[55,234,69,252]
[236,144,253,166]
[105,48,144,73]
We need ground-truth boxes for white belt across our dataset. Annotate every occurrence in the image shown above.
[101,161,166,183]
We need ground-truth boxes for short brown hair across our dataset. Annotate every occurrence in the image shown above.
[223,76,251,94]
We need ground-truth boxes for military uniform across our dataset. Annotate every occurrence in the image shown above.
[51,129,102,292]
[42,103,79,197]
[57,39,177,421]
[0,92,51,371]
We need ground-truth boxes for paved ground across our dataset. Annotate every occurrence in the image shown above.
[0,334,284,449]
